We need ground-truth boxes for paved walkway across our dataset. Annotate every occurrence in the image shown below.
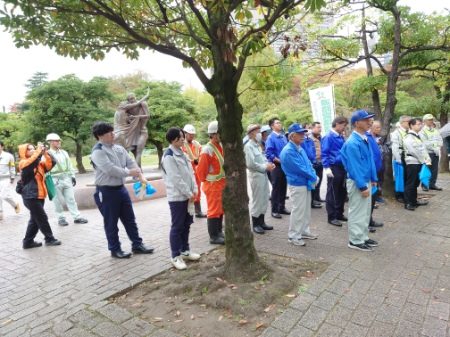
[1,169,450,337]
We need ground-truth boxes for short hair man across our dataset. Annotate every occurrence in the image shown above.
[91,122,154,258]
[300,128,322,209]
[341,110,379,252]
[391,115,411,203]
[196,121,225,245]
[321,116,349,227]
[419,114,443,191]
[265,117,290,219]
[46,133,88,226]
[0,140,20,220]
[280,123,319,247]
[403,118,431,211]
[182,124,207,217]
[310,122,325,203]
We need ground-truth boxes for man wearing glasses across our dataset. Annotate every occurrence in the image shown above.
[265,117,291,219]
[46,133,88,226]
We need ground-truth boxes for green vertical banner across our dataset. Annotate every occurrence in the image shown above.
[308,84,336,136]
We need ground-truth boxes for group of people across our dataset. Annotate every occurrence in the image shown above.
[4,109,445,266]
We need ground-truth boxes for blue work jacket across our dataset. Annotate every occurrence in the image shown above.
[265,131,288,163]
[366,131,382,172]
[321,130,345,168]
[280,141,317,187]
[341,132,378,191]
[301,136,317,164]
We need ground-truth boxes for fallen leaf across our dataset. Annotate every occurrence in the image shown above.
[434,295,440,299]
[119,293,129,300]
[216,277,224,282]
[231,286,238,290]
[174,319,184,323]
[218,315,223,321]
[254,286,260,290]
[176,311,180,317]
[200,304,206,307]
[239,320,248,324]
[441,288,446,291]
[345,288,350,293]
[131,303,141,307]
[2,319,12,326]
[255,323,264,329]
[415,253,420,257]
[286,294,295,298]
[423,289,431,293]
[445,254,449,259]
[228,284,236,288]
[191,315,195,320]
[264,304,276,312]
[198,314,204,318]
[152,317,163,321]
[224,312,233,318]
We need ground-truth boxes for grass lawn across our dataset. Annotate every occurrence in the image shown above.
[71,153,160,170]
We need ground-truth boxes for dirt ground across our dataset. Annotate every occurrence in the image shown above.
[111,248,329,337]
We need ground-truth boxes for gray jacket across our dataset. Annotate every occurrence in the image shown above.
[419,126,443,153]
[404,132,430,165]
[161,145,197,202]
[91,142,140,186]
[391,127,408,162]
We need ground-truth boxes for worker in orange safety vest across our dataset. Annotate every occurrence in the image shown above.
[181,124,207,218]
[196,121,225,245]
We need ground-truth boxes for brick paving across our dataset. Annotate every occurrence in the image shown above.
[1,167,450,336]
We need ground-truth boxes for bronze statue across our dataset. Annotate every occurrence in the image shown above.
[114,88,150,167]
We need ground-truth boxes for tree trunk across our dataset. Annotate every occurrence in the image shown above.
[380,6,402,198]
[361,4,382,119]
[156,142,163,169]
[205,11,265,282]
[76,142,86,174]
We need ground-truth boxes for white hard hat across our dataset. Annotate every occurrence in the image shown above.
[183,124,196,134]
[46,133,61,141]
[207,121,218,134]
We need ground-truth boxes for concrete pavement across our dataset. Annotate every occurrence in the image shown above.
[1,168,450,336]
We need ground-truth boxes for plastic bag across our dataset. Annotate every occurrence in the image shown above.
[393,160,404,193]
[133,181,156,200]
[45,174,56,201]
[419,164,431,187]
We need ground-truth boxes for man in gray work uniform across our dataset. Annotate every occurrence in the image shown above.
[91,121,155,259]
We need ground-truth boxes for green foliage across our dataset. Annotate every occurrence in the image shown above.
[25,71,48,91]
[352,75,388,95]
[24,75,114,144]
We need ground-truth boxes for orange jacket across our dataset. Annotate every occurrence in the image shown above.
[197,140,225,183]
[182,140,202,165]
[18,144,54,199]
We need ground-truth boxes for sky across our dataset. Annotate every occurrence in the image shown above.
[0,0,446,111]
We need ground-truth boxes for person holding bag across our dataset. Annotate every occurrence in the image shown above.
[18,142,61,249]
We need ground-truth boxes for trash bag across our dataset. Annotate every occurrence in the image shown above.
[45,174,56,201]
[393,160,404,193]
[419,164,431,187]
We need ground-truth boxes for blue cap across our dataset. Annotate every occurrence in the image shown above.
[287,123,308,134]
[351,110,375,125]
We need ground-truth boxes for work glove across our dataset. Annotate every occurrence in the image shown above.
[324,167,334,178]
[433,147,441,156]
[72,177,76,186]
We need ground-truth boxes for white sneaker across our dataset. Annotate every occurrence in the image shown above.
[171,256,187,270]
[181,251,201,261]
[288,238,306,246]
[302,233,318,240]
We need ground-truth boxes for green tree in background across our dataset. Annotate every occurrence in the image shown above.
[24,75,114,173]
[25,71,48,91]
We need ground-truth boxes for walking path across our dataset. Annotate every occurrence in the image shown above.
[1,168,449,336]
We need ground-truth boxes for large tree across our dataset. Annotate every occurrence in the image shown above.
[0,0,327,279]
[24,74,114,172]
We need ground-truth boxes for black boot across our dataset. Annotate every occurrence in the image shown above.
[194,202,207,218]
[252,216,265,234]
[218,214,225,238]
[259,214,273,230]
[208,218,224,245]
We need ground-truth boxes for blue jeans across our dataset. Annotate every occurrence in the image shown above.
[94,186,142,252]
[169,200,193,258]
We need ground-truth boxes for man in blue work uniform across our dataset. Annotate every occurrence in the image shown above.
[280,123,319,246]
[341,110,379,252]
[91,121,155,259]
[301,132,322,209]
[321,116,349,227]
[265,117,290,219]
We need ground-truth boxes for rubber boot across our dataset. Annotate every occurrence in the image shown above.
[208,218,224,245]
[194,202,207,218]
[218,214,225,238]
[252,216,265,234]
[259,214,273,230]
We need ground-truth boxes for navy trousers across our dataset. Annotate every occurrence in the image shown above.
[270,164,287,213]
[326,165,347,221]
[94,186,142,252]
[169,200,193,258]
